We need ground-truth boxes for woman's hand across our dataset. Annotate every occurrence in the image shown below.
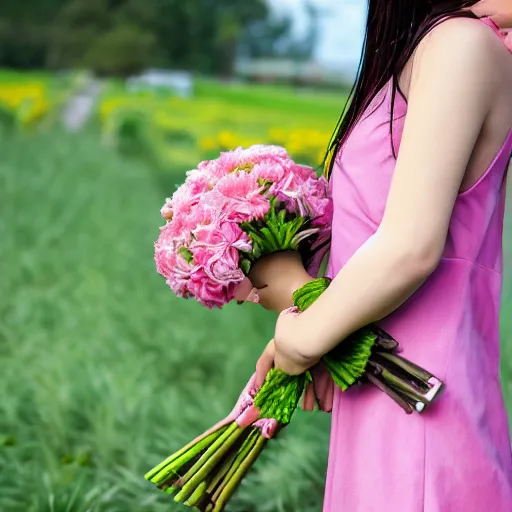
[302,363,334,412]
[273,307,321,375]
[254,309,321,379]
[254,337,333,412]
[254,339,276,388]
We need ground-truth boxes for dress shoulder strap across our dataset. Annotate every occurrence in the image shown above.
[479,17,512,53]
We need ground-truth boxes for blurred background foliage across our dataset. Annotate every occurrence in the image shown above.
[0,1,510,511]
[0,0,320,77]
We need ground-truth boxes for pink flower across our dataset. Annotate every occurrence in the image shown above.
[192,217,252,258]
[207,145,292,179]
[205,246,244,285]
[154,223,195,280]
[186,273,235,309]
[305,176,332,227]
[212,171,270,222]
[251,160,287,186]
[184,168,213,195]
[271,172,310,217]
[291,163,317,181]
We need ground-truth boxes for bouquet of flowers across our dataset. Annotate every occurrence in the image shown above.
[154,145,331,309]
[147,145,444,511]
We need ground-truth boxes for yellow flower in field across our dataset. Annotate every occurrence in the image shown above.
[268,128,287,143]
[0,82,50,126]
[286,141,303,155]
[99,100,121,123]
[217,130,237,149]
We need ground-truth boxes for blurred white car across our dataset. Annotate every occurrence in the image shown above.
[126,69,193,97]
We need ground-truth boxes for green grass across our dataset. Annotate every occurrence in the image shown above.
[0,127,329,512]
[193,78,347,120]
[104,76,347,121]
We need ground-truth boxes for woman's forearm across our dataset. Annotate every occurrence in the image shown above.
[297,231,437,360]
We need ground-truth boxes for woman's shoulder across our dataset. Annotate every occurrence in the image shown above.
[417,17,510,65]
[409,16,512,93]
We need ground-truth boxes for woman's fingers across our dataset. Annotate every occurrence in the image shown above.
[300,364,335,412]
[255,339,275,388]
[312,366,334,412]
[319,372,334,413]
[302,383,318,411]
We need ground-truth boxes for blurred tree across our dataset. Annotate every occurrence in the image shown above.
[239,16,295,59]
[151,0,269,76]
[295,0,322,61]
[239,0,322,62]
[81,24,158,77]
[0,0,317,77]
[0,0,67,68]
[46,0,159,75]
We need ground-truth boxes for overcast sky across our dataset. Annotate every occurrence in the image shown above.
[268,0,367,76]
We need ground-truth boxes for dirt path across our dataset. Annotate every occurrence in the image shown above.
[61,79,103,131]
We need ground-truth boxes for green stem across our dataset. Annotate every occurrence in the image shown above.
[174,425,247,502]
[205,448,241,496]
[208,430,260,505]
[177,423,238,487]
[185,480,208,507]
[147,426,228,485]
[212,434,267,512]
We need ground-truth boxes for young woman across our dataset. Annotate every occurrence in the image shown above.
[249,0,512,510]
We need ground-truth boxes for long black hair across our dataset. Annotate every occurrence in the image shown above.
[324,0,479,177]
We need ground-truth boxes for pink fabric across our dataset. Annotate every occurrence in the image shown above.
[323,19,512,512]
[480,17,509,44]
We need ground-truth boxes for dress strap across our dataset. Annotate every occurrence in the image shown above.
[479,17,512,53]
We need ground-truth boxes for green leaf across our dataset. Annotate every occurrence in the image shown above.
[259,226,280,252]
[179,246,194,264]
[292,278,330,311]
[240,258,251,275]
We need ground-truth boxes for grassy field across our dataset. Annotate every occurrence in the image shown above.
[0,75,511,512]
[0,124,331,512]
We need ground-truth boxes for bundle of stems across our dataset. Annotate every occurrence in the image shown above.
[292,278,445,414]
[145,278,444,510]
[145,373,305,511]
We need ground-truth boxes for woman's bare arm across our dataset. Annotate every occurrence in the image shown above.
[272,19,506,372]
